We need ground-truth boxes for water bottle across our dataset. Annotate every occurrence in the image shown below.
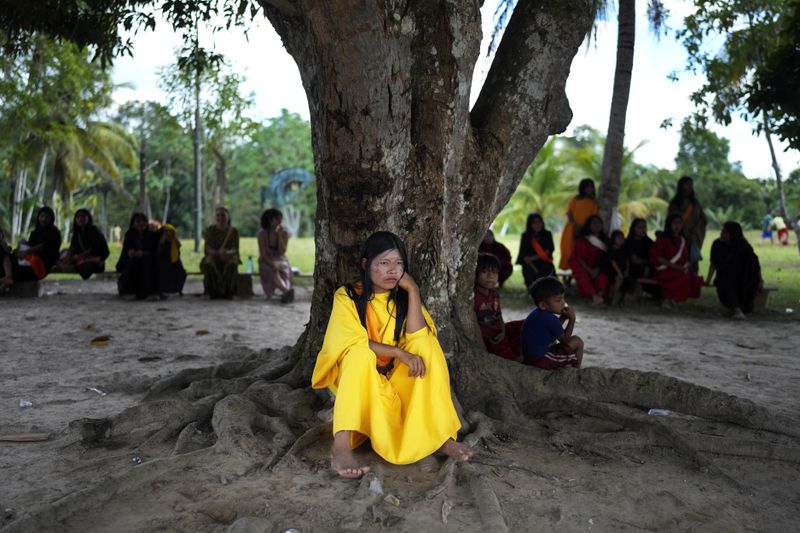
[246,255,254,273]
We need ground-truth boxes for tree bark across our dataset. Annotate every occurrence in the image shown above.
[762,111,789,219]
[597,0,635,231]
[211,147,226,210]
[22,151,48,236]
[261,0,594,389]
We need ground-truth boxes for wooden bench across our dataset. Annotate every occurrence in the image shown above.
[3,280,43,298]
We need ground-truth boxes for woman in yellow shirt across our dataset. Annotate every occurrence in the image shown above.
[312,231,473,478]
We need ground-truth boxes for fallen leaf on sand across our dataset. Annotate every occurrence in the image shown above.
[195,329,210,336]
[85,323,96,330]
[90,335,112,346]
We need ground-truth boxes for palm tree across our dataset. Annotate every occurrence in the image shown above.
[596,0,668,228]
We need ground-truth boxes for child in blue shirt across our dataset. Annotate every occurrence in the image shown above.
[521,276,584,369]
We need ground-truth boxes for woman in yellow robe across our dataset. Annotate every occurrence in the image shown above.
[311,231,472,478]
[559,178,599,270]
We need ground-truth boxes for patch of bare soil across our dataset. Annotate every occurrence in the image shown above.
[1,280,798,532]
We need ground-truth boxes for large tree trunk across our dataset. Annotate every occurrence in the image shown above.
[597,0,635,231]
[210,147,226,210]
[262,0,593,391]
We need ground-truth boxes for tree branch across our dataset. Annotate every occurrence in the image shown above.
[469,0,593,211]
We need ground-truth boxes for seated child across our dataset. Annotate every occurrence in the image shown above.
[521,276,584,369]
[600,230,629,305]
[473,253,523,361]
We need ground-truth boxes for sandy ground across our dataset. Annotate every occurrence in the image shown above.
[1,279,799,532]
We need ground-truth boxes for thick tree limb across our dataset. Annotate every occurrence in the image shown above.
[469,0,593,212]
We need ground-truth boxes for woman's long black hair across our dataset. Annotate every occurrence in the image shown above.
[71,208,94,234]
[523,213,546,238]
[625,217,647,243]
[128,212,148,232]
[34,206,56,230]
[670,175,695,205]
[577,178,595,198]
[579,214,605,239]
[346,231,410,342]
[663,213,684,238]
[260,208,282,230]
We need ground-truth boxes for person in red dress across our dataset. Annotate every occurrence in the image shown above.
[568,215,609,305]
[650,213,703,309]
[473,253,522,361]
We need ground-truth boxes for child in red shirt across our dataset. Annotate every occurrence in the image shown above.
[474,253,523,361]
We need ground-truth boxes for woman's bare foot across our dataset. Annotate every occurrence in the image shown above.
[438,439,474,462]
[331,431,370,478]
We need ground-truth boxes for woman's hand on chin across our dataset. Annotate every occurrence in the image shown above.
[397,272,419,293]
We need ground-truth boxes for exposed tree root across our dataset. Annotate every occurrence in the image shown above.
[425,411,495,500]
[144,348,293,400]
[536,367,800,439]
[467,471,508,532]
[211,394,294,470]
[273,422,332,471]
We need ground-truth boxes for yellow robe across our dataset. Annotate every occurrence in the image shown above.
[311,286,461,464]
[558,196,599,270]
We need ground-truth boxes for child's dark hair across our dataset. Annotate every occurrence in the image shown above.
[609,229,625,244]
[345,231,409,342]
[529,276,565,304]
[476,253,500,273]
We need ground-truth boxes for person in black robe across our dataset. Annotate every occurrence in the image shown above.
[623,217,660,299]
[706,221,762,318]
[116,212,159,299]
[11,206,62,282]
[516,213,555,290]
[60,209,110,279]
[156,224,187,297]
[601,230,631,305]
[0,227,13,290]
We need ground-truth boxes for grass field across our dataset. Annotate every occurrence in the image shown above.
[60,230,799,319]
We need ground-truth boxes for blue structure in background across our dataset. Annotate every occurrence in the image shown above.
[260,168,315,236]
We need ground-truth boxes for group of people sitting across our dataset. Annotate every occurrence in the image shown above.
[1,205,296,302]
[1,207,111,290]
[475,175,765,363]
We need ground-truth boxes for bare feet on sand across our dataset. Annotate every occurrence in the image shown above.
[331,431,370,479]
[438,439,474,462]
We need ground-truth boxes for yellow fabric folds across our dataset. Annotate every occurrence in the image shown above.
[163,224,180,263]
[311,286,461,465]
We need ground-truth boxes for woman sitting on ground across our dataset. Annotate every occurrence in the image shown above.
[59,209,110,280]
[650,214,703,309]
[116,212,158,299]
[568,214,609,306]
[706,221,762,319]
[156,224,187,298]
[623,218,660,299]
[516,213,555,290]
[479,229,513,287]
[12,206,62,282]
[312,231,473,478]
[201,207,240,299]
[258,208,294,303]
